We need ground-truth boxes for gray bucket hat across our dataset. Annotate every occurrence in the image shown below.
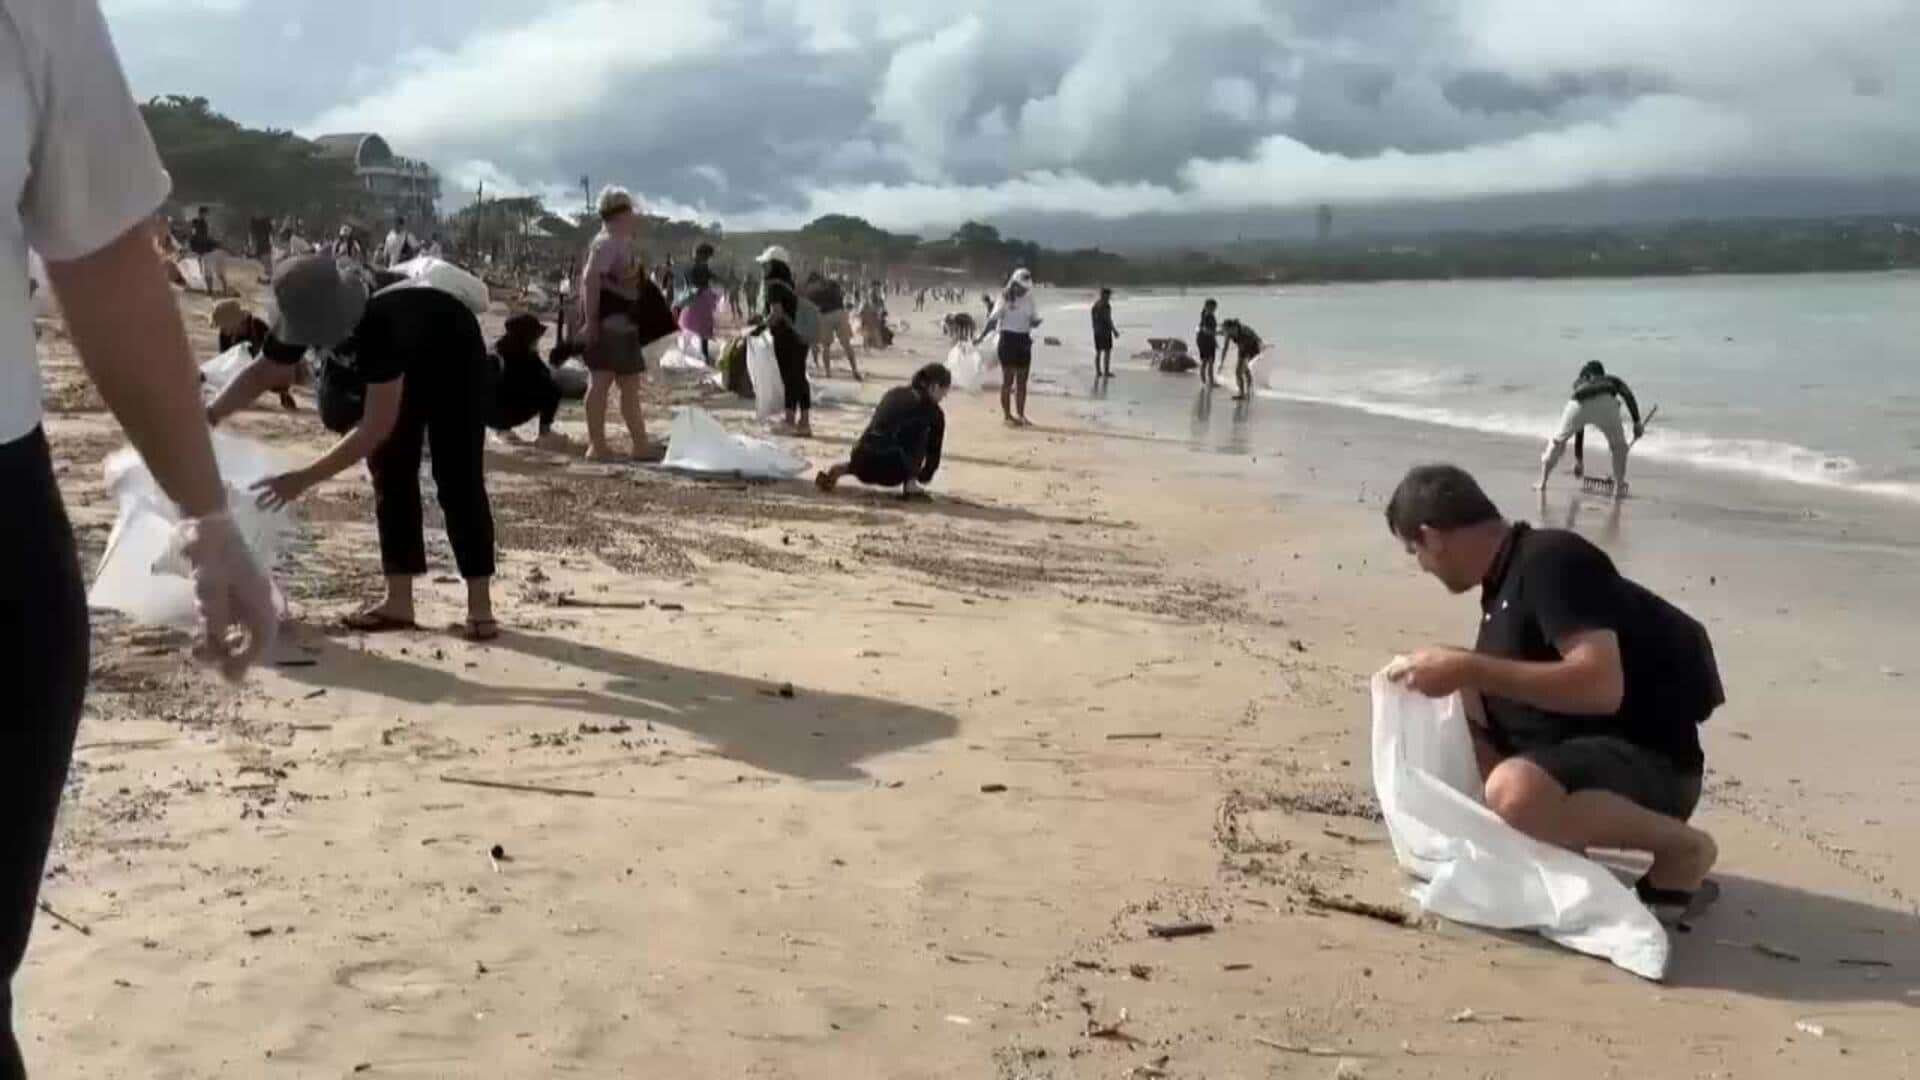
[271,255,368,347]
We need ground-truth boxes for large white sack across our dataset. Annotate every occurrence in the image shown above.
[1369,668,1670,980]
[383,256,492,315]
[89,432,292,628]
[658,332,711,377]
[199,343,255,400]
[947,342,982,392]
[176,256,207,293]
[744,331,784,421]
[662,407,809,479]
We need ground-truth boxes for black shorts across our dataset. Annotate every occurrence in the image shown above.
[1197,334,1216,362]
[998,331,1033,371]
[1521,736,1702,821]
[1094,333,1113,352]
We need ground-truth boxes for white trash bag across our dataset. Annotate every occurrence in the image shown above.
[658,332,711,376]
[383,255,492,315]
[1370,667,1670,980]
[662,407,809,479]
[89,432,293,628]
[744,331,784,421]
[947,342,983,392]
[199,344,255,400]
[28,251,54,318]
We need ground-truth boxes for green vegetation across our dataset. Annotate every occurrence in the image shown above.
[140,96,360,223]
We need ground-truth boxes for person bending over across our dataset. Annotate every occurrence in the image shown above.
[488,313,567,450]
[204,299,303,420]
[817,363,950,499]
[1541,361,1644,497]
[1219,318,1263,401]
[253,256,501,641]
[1383,464,1723,917]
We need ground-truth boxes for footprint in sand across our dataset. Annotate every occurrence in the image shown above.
[334,958,457,1004]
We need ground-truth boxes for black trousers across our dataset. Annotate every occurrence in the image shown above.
[1,429,90,1080]
[774,327,811,412]
[368,374,497,580]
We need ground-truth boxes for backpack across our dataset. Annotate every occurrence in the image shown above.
[314,349,366,434]
[761,278,820,343]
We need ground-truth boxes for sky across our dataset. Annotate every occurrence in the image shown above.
[102,0,1920,246]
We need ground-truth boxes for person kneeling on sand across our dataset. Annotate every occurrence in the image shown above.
[205,299,303,420]
[816,363,950,500]
[1383,464,1723,919]
[489,313,568,450]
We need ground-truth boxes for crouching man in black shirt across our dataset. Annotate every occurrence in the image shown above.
[1383,464,1723,914]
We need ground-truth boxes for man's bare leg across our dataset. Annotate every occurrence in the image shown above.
[1485,757,1716,893]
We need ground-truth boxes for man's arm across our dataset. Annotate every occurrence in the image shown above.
[48,222,227,517]
[1616,379,1643,431]
[1462,628,1625,715]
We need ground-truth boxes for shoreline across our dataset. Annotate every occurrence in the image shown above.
[22,276,1920,1077]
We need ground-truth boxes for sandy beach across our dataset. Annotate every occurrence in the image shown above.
[19,272,1919,1078]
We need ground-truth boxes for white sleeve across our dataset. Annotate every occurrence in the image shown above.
[16,0,172,262]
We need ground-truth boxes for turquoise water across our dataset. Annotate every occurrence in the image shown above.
[1046,272,1920,503]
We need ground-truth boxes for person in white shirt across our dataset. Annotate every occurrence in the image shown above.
[0,3,277,1073]
[976,267,1043,426]
[381,216,415,267]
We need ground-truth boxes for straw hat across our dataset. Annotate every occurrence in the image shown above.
[208,299,249,334]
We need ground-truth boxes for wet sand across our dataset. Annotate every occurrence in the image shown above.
[18,272,1919,1077]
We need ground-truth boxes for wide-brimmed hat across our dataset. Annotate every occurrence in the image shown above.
[271,255,368,348]
[208,298,249,334]
[504,312,548,338]
[755,245,791,264]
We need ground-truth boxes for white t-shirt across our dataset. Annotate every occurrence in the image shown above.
[1,0,170,445]
[989,291,1041,335]
[383,229,414,265]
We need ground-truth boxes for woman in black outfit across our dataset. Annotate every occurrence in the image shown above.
[488,313,567,449]
[204,298,303,419]
[1196,299,1219,387]
[252,255,500,640]
[816,363,950,497]
[753,245,812,436]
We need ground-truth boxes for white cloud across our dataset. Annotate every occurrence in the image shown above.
[107,0,1920,238]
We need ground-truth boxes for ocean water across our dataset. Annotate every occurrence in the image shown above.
[1044,272,1920,503]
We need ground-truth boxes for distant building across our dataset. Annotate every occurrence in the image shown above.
[314,132,441,226]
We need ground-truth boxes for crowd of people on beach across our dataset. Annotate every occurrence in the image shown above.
[2,2,1718,1074]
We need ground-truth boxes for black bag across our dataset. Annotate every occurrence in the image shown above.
[315,350,367,434]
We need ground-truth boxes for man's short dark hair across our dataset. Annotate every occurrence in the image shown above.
[912,362,953,391]
[695,243,715,259]
[1385,464,1502,541]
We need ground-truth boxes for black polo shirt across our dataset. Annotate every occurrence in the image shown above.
[1475,524,1719,773]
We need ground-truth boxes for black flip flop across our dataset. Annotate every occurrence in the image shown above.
[342,610,417,633]
[1637,875,1722,931]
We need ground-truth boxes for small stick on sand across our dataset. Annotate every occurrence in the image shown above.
[1105,732,1163,741]
[441,774,596,798]
[1304,892,1411,927]
[1253,1037,1345,1057]
[892,600,936,610]
[36,900,91,936]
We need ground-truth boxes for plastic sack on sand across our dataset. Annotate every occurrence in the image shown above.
[658,332,711,377]
[383,256,492,315]
[1370,668,1670,980]
[199,343,255,400]
[662,407,809,479]
[89,432,292,628]
[745,332,784,421]
[948,342,983,391]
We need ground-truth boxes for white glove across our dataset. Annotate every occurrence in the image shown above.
[171,511,277,682]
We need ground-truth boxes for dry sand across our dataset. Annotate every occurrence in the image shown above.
[18,269,1918,1078]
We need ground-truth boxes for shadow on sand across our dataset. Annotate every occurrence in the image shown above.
[278,628,957,783]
